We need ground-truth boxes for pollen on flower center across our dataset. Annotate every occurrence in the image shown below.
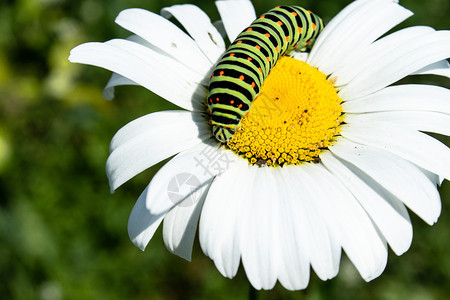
[227,56,343,166]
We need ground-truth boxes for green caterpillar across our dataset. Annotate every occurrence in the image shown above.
[207,5,324,142]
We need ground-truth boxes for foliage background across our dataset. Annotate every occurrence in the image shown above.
[0,0,449,299]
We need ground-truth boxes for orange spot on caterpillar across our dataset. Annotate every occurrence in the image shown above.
[219,71,224,76]
[238,104,243,108]
[312,23,316,30]
[275,6,281,8]
[292,12,298,17]
[230,100,234,104]
[209,98,213,103]
[260,15,265,19]
[277,21,283,26]
[275,46,279,52]
[306,40,311,46]
[237,41,243,44]
[251,82,255,88]
[247,57,252,61]
[247,28,252,31]
[286,36,290,42]
[266,57,270,62]
[258,67,262,73]
[239,75,245,81]
[264,33,270,38]
[216,97,220,102]
[210,73,214,78]
[298,27,303,33]
[230,53,235,57]
[255,45,261,50]
[307,10,312,14]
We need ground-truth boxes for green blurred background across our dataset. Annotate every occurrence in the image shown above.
[0,0,449,299]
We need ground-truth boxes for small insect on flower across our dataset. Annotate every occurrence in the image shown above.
[255,158,268,167]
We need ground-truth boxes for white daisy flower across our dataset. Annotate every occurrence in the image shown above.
[69,0,450,291]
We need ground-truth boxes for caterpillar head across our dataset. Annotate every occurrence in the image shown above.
[212,124,236,143]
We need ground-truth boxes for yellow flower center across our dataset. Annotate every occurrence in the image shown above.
[227,56,343,167]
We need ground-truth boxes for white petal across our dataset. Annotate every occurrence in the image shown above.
[161,4,225,63]
[213,20,227,39]
[274,168,311,290]
[330,137,442,225]
[128,142,230,250]
[301,163,388,281]
[308,0,370,60]
[103,72,137,100]
[345,111,450,136]
[240,166,278,290]
[199,158,248,278]
[320,151,412,255]
[308,0,412,75]
[215,0,256,42]
[162,184,207,261]
[412,59,450,77]
[287,166,341,281]
[333,26,435,86]
[68,41,207,111]
[104,38,207,107]
[115,8,213,76]
[339,30,450,100]
[107,111,211,191]
[342,84,450,112]
[102,34,167,100]
[340,123,450,181]
[127,185,163,251]
[291,51,309,62]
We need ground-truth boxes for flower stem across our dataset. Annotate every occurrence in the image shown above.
[249,284,258,300]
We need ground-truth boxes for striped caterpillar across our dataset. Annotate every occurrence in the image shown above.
[207,5,323,142]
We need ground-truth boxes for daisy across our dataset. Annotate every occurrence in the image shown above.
[69,0,450,291]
